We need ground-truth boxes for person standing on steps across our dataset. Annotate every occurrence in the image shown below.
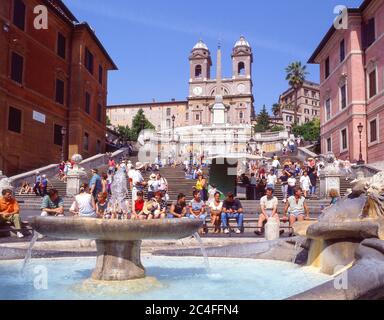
[89,169,102,202]
[33,171,42,196]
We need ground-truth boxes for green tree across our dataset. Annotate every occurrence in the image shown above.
[292,118,320,141]
[254,105,270,133]
[106,116,111,126]
[270,125,284,132]
[285,61,308,125]
[130,109,155,141]
[117,125,131,141]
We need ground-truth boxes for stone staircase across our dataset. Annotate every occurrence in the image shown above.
[16,165,109,210]
[14,149,351,215]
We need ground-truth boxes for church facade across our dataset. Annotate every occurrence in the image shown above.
[107,36,255,130]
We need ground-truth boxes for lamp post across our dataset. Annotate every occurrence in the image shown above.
[357,123,365,165]
[61,127,67,162]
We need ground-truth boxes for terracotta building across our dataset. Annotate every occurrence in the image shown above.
[0,0,117,175]
[309,0,383,165]
[279,81,320,132]
[107,37,255,130]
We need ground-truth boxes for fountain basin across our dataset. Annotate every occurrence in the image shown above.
[0,256,332,300]
[31,217,203,241]
[31,217,203,281]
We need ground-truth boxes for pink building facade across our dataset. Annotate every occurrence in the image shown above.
[309,0,384,165]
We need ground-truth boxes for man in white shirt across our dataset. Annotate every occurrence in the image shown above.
[266,170,277,190]
[271,157,280,175]
[255,188,282,236]
[287,176,297,197]
[132,162,147,201]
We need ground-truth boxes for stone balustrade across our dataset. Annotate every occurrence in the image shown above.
[4,148,130,189]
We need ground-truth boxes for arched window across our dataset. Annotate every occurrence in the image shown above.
[195,65,202,78]
[238,62,245,76]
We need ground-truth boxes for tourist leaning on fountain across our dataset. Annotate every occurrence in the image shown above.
[168,193,187,219]
[188,190,208,234]
[283,187,310,233]
[40,189,65,217]
[221,192,244,235]
[69,184,97,218]
[0,189,24,238]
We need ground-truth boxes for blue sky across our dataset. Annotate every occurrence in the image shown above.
[63,0,362,114]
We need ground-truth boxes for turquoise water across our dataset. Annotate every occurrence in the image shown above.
[0,256,331,300]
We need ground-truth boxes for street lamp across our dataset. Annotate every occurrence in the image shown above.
[61,127,67,162]
[357,123,365,165]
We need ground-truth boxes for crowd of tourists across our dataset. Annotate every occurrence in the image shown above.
[2,145,353,238]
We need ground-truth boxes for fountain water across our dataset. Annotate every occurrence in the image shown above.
[109,168,129,215]
[291,237,307,264]
[193,232,210,271]
[20,231,39,276]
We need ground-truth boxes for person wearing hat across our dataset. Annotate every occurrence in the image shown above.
[131,162,147,201]
[147,173,160,200]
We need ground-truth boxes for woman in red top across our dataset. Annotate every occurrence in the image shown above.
[131,191,146,220]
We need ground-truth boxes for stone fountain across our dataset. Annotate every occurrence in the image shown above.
[31,165,203,281]
[290,170,384,299]
[31,217,202,281]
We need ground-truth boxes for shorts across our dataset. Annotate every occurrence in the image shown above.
[289,210,304,218]
[188,214,207,221]
[264,209,274,217]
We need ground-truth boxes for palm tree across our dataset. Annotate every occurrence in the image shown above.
[285,62,308,125]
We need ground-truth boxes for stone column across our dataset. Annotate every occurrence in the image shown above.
[320,173,341,199]
[66,171,82,197]
[92,240,145,281]
[66,154,86,197]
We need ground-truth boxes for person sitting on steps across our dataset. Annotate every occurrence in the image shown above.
[0,189,24,238]
[40,189,65,217]
[283,187,310,236]
[255,188,284,236]
[221,192,244,235]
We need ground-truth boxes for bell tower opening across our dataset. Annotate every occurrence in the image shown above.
[195,65,202,78]
[238,62,245,76]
